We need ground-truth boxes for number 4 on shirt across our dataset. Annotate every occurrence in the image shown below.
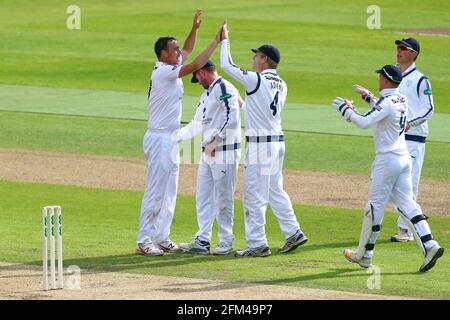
[270,91,280,116]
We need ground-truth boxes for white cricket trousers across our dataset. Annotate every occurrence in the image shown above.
[194,150,240,245]
[137,130,179,245]
[243,141,301,249]
[364,152,436,258]
[397,140,426,233]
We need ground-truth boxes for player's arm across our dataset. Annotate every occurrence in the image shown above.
[230,86,244,108]
[181,9,202,63]
[220,21,259,91]
[236,89,244,108]
[349,98,392,129]
[178,22,224,78]
[408,77,434,128]
[331,97,390,129]
[178,102,203,141]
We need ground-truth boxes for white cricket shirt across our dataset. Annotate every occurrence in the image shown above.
[398,63,434,138]
[350,88,409,155]
[178,77,241,147]
[147,60,183,132]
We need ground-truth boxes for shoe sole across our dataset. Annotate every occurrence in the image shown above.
[257,251,271,257]
[235,250,272,258]
[159,246,181,253]
[235,254,271,258]
[390,236,413,243]
[357,261,372,269]
[279,237,308,253]
[343,250,371,269]
[179,248,210,255]
[135,248,164,256]
[343,251,353,263]
[419,247,444,272]
[213,250,234,256]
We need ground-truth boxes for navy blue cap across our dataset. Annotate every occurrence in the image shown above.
[251,44,280,64]
[395,38,420,54]
[376,65,403,84]
[191,60,215,83]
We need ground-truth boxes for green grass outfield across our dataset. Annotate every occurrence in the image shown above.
[1,1,449,299]
[1,180,449,299]
[1,111,449,180]
[1,84,450,143]
[1,0,450,112]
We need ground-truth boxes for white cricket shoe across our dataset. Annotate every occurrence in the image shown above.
[343,249,372,268]
[136,242,164,256]
[390,228,414,242]
[157,239,180,253]
[279,230,308,253]
[213,243,234,255]
[419,244,444,272]
[235,245,271,258]
[179,237,210,255]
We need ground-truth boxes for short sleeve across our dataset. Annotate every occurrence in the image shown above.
[153,64,182,81]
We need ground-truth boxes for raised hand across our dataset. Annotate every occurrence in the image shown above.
[353,84,370,95]
[215,20,227,44]
[193,9,202,30]
[221,19,229,40]
[331,97,356,122]
[214,26,222,44]
[353,84,376,103]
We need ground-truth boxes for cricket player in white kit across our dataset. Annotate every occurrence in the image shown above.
[136,11,225,256]
[176,60,241,255]
[333,65,443,272]
[354,38,435,242]
[220,22,308,258]
[392,38,434,242]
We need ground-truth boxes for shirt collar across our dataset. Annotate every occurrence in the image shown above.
[261,69,277,75]
[397,63,416,77]
[380,88,399,97]
[207,76,222,93]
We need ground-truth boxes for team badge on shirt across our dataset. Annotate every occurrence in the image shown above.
[219,93,233,101]
[375,98,383,111]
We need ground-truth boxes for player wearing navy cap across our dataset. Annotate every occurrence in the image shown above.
[220,21,308,258]
[177,60,242,255]
[354,38,435,243]
[391,37,435,242]
[332,65,443,272]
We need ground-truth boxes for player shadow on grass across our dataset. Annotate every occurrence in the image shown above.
[21,240,361,274]
[24,251,237,274]
[26,240,359,273]
[253,268,392,286]
[297,238,397,253]
[286,240,359,253]
[134,266,419,297]
[21,240,403,276]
